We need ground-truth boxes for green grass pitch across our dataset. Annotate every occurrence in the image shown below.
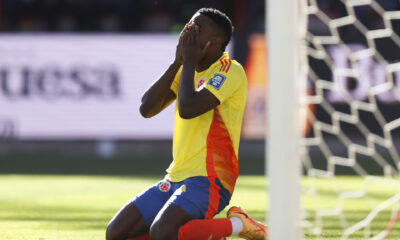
[0,175,399,240]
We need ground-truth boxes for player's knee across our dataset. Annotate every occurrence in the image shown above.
[106,222,121,240]
[149,221,178,240]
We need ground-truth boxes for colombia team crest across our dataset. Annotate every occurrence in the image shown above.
[196,78,206,90]
[158,181,171,192]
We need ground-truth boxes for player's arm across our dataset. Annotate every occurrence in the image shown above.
[139,28,188,118]
[178,25,220,119]
[139,63,178,118]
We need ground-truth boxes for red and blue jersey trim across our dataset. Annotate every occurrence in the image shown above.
[206,108,239,194]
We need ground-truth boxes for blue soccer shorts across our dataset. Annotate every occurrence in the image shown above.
[132,176,232,228]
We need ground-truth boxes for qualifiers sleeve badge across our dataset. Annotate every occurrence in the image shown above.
[208,73,226,90]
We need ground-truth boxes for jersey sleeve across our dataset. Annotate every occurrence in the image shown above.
[204,64,245,104]
[170,66,182,95]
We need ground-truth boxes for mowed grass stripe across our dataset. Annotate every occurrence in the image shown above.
[0,175,398,240]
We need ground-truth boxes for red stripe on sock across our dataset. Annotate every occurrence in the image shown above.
[178,219,232,240]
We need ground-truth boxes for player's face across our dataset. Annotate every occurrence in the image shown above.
[188,13,217,50]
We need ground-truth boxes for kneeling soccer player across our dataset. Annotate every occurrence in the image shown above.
[106,8,267,240]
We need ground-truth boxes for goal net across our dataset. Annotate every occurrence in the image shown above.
[302,0,400,239]
[267,0,400,239]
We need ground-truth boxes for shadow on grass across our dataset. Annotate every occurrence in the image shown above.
[304,209,400,239]
[0,203,115,230]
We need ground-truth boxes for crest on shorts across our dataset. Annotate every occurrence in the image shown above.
[158,181,171,192]
[208,74,226,90]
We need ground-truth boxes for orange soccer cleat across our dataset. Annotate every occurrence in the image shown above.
[227,206,267,240]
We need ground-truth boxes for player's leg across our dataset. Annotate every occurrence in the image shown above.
[149,176,233,240]
[106,202,148,240]
[106,180,171,240]
[150,204,236,240]
[149,176,267,240]
[178,206,267,240]
[149,204,190,240]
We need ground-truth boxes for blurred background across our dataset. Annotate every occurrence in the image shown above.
[0,0,399,175]
[0,0,266,175]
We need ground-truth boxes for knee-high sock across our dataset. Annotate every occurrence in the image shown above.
[126,233,151,240]
[178,218,232,240]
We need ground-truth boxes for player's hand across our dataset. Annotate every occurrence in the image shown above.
[174,24,190,66]
[182,24,211,64]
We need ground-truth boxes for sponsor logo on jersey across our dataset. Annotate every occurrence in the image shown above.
[208,74,226,90]
[158,181,171,192]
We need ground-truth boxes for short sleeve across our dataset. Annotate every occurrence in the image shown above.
[170,67,182,95]
[204,65,245,104]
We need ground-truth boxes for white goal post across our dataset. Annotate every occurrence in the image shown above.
[266,0,306,239]
[266,0,400,239]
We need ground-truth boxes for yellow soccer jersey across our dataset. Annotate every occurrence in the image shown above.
[167,52,247,194]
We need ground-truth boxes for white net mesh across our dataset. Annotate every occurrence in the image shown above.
[301,0,400,239]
